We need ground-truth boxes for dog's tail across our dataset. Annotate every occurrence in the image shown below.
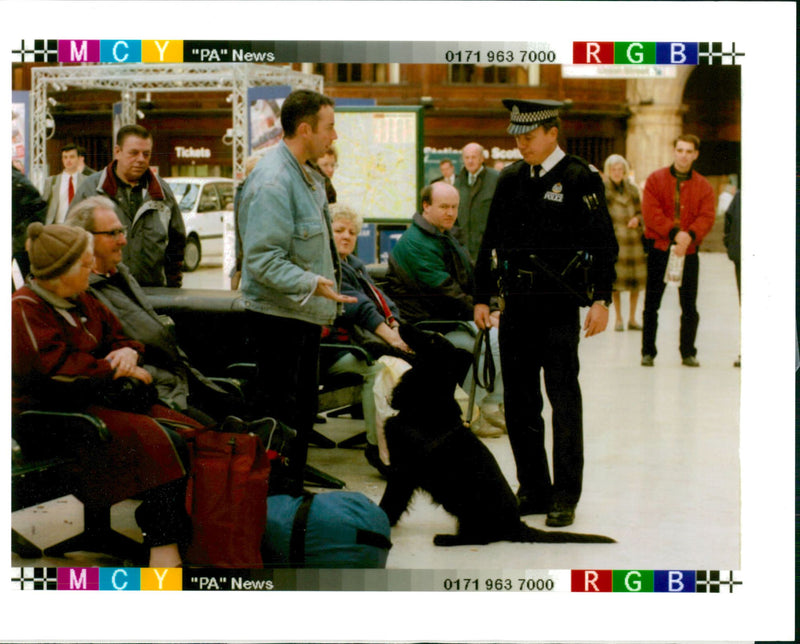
[520,523,616,544]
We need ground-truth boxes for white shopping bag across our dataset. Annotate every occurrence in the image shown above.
[372,355,412,467]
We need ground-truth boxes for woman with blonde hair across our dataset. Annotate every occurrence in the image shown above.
[322,204,410,474]
[603,154,646,331]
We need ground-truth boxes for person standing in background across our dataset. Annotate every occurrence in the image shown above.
[724,189,741,368]
[43,143,84,224]
[453,142,499,261]
[603,154,646,332]
[640,135,716,368]
[70,125,186,288]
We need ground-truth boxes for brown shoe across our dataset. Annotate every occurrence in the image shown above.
[479,403,506,430]
[470,416,504,438]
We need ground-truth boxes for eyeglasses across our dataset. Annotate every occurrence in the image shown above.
[92,227,127,239]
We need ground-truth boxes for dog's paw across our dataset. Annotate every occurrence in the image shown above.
[433,533,460,547]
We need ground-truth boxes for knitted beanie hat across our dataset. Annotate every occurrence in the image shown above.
[25,222,90,280]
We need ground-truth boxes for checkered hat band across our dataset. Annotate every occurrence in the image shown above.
[511,108,559,124]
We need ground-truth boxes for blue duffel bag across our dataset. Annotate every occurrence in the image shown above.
[263,491,392,568]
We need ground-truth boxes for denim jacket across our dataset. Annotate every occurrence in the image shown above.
[238,141,340,326]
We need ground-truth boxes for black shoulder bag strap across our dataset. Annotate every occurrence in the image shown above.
[289,492,316,567]
[289,492,393,566]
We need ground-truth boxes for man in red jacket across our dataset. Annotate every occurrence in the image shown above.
[640,134,716,367]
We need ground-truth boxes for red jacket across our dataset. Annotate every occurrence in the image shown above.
[642,166,716,253]
[12,284,199,507]
[12,284,143,413]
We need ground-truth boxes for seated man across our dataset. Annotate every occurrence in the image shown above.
[66,195,242,423]
[383,182,505,437]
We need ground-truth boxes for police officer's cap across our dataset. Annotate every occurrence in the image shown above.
[502,98,564,135]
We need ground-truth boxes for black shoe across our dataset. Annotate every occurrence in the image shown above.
[517,490,551,516]
[546,501,576,527]
[641,354,654,367]
[682,356,700,367]
[365,444,390,477]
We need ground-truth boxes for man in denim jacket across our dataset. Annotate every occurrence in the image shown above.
[238,90,355,493]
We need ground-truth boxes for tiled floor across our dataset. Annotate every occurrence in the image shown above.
[12,251,742,571]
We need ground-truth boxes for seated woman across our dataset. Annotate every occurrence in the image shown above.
[12,222,204,567]
[322,204,410,474]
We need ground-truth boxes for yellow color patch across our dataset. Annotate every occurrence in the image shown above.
[141,567,183,590]
[142,40,183,63]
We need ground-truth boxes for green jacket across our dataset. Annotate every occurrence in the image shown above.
[384,212,475,324]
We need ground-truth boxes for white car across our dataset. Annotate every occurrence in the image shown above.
[164,177,235,272]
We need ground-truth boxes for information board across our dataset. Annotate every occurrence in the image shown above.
[331,106,423,222]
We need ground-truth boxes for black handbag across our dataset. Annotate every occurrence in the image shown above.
[98,377,158,413]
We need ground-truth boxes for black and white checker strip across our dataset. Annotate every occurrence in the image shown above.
[695,570,742,593]
[11,567,58,591]
[698,42,745,65]
[11,39,59,62]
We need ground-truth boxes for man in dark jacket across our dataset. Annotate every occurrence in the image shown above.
[70,124,185,287]
[385,181,506,437]
[724,189,741,367]
[66,195,239,423]
[453,142,500,261]
[12,164,47,279]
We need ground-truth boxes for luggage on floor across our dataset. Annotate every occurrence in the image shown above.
[263,491,392,568]
[184,417,295,568]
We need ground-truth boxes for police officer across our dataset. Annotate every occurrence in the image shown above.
[473,99,618,527]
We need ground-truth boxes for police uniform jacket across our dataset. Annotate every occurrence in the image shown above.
[474,153,618,311]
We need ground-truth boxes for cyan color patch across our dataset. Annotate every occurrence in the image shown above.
[100,40,142,63]
[99,567,141,591]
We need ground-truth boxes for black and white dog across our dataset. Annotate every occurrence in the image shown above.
[379,324,615,546]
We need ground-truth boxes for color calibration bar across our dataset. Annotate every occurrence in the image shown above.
[11,567,742,592]
[11,40,744,66]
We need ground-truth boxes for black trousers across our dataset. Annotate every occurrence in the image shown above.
[245,310,322,494]
[642,248,700,359]
[134,425,191,549]
[499,299,583,505]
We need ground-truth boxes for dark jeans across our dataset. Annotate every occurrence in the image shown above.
[499,299,583,505]
[642,248,700,359]
[245,310,322,494]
